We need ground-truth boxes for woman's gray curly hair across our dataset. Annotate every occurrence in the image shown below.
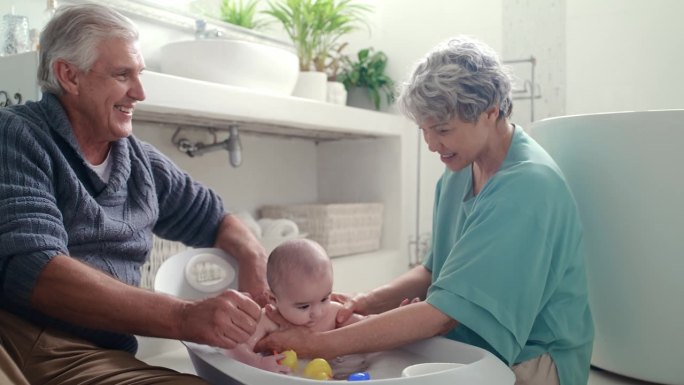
[398,36,513,125]
[38,3,139,95]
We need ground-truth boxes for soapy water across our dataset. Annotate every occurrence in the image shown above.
[363,350,432,379]
[200,345,431,380]
[289,350,431,380]
[329,354,369,380]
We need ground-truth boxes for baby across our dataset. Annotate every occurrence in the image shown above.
[225,238,365,375]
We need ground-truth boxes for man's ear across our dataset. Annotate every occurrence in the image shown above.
[53,59,80,95]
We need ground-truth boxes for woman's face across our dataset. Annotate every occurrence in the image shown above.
[419,109,497,172]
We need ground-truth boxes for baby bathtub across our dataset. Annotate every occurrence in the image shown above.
[154,248,514,385]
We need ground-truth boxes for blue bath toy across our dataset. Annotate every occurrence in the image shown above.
[347,372,371,381]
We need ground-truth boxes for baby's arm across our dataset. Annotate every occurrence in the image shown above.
[244,308,279,349]
[226,344,289,373]
[225,308,288,373]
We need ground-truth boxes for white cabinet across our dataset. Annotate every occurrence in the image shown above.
[0,51,40,105]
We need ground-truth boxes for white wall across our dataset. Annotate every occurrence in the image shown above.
[342,0,503,107]
[502,0,566,128]
[133,124,320,215]
[565,0,684,115]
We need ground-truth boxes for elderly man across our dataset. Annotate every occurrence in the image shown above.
[0,4,267,384]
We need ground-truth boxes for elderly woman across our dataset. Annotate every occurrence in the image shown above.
[258,36,594,385]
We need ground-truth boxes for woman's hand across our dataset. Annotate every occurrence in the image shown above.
[333,292,372,327]
[334,266,432,325]
[399,297,421,307]
[255,305,327,359]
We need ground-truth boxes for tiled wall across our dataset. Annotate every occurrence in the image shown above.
[502,0,566,128]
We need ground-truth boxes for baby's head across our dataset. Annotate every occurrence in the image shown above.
[267,238,333,328]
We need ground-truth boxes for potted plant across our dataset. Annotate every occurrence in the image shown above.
[339,47,395,110]
[264,0,370,100]
[217,0,269,30]
[190,0,268,31]
[325,42,349,104]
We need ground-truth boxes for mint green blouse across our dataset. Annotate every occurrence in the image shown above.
[424,126,594,385]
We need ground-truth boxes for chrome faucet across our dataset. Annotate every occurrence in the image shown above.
[195,19,223,39]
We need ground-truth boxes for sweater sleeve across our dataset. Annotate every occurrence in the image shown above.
[0,113,69,310]
[143,143,224,247]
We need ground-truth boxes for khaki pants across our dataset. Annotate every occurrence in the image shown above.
[512,353,560,385]
[0,309,207,385]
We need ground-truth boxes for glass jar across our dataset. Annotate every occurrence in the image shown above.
[1,13,30,56]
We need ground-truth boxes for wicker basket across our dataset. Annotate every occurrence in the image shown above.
[140,236,188,289]
[259,203,384,257]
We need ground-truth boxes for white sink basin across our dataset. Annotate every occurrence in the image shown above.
[160,39,299,96]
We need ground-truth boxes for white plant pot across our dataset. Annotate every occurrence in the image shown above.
[326,81,347,105]
[292,71,327,101]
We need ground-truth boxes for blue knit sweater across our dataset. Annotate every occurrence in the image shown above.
[0,93,225,353]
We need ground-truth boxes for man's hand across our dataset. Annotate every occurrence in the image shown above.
[214,214,270,306]
[237,260,270,307]
[178,289,261,349]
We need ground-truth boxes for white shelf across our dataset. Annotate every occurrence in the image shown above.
[136,71,410,141]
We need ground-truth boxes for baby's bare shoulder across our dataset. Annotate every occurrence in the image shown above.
[256,308,279,334]
[330,300,345,312]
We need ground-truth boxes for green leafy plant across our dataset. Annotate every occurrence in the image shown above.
[264,0,370,72]
[218,0,268,30]
[339,47,395,110]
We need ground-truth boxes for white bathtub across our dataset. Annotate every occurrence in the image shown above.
[530,111,684,385]
[154,248,514,384]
